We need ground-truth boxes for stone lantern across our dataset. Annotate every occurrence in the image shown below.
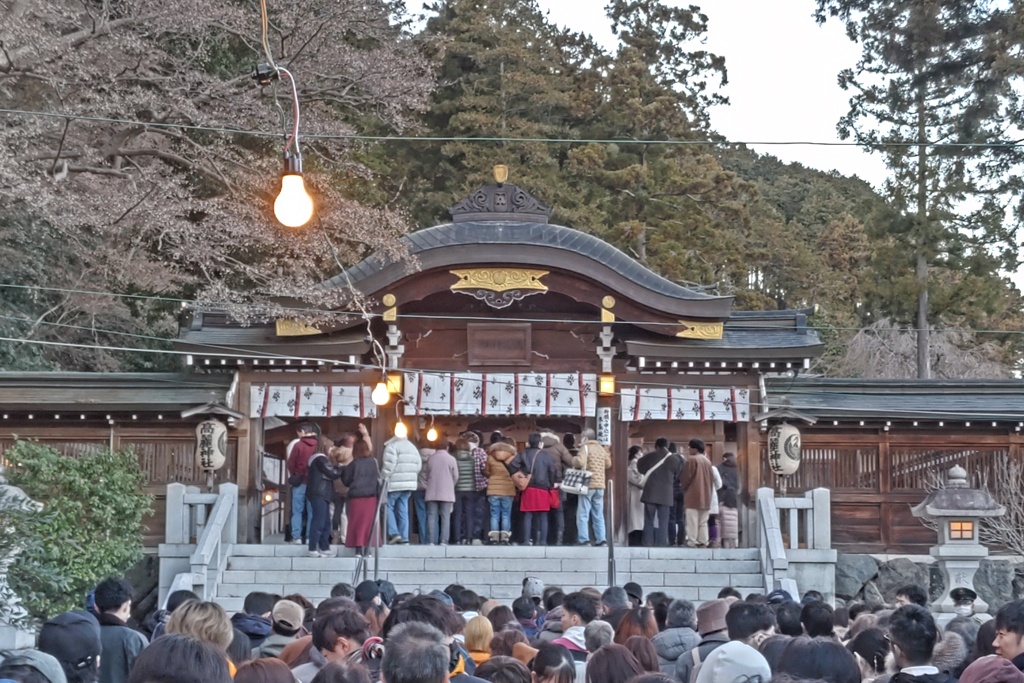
[911,465,1005,622]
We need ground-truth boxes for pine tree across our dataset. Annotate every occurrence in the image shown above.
[816,0,1024,377]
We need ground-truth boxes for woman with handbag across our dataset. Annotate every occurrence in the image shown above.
[508,432,559,546]
[340,438,380,556]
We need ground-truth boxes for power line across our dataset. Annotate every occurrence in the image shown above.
[3,106,1024,149]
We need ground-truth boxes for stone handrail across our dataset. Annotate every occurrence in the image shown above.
[756,487,799,598]
[774,488,832,550]
[163,482,237,600]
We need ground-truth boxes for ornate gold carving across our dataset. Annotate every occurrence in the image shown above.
[601,309,615,323]
[275,319,321,337]
[450,268,549,293]
[382,293,396,307]
[602,295,616,308]
[676,320,724,340]
[382,307,397,322]
[494,164,509,184]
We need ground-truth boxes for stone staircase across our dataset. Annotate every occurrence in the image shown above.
[213,544,764,613]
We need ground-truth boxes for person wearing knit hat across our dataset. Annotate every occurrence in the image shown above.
[676,600,729,683]
[0,649,68,683]
[37,610,102,683]
[960,655,1024,683]
[694,641,770,683]
[355,581,380,608]
[522,577,544,604]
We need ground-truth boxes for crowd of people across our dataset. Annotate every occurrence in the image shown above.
[285,423,740,556]
[2,574,1023,683]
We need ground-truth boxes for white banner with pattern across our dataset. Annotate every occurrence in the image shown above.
[249,384,377,418]
[620,386,750,422]
[402,372,598,417]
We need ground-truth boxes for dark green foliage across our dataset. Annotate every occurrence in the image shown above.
[3,440,153,620]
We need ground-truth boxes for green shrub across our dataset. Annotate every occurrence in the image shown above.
[3,440,153,619]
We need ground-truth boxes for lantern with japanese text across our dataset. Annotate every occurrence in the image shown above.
[195,419,228,471]
[767,423,801,476]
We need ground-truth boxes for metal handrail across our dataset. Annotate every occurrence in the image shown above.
[352,477,390,584]
[606,478,616,586]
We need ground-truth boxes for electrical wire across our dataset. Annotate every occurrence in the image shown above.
[258,0,277,70]
[5,106,1024,149]
[275,67,302,157]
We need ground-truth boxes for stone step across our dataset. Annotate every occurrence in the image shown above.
[214,544,765,613]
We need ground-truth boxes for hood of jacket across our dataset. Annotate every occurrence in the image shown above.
[541,433,561,448]
[652,626,700,663]
[231,612,273,641]
[488,442,517,463]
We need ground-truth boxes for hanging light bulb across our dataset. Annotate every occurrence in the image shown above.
[371,380,390,406]
[273,155,314,228]
[427,426,438,441]
[394,421,408,439]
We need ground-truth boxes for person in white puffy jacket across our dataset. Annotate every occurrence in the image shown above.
[381,435,423,544]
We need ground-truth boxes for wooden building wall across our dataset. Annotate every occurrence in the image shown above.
[749,427,1024,551]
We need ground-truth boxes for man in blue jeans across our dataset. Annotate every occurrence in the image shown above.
[573,428,612,546]
[286,422,319,544]
[381,434,423,544]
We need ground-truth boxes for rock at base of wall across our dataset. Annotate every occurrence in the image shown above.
[836,553,879,599]
[875,557,930,602]
[975,560,1016,613]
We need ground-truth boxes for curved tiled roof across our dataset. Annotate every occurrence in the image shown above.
[324,220,729,304]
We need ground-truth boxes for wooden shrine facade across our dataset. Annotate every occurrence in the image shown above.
[6,177,1024,551]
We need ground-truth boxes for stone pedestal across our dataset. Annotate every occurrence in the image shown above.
[0,622,35,649]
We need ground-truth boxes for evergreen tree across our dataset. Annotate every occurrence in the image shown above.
[815,0,1024,377]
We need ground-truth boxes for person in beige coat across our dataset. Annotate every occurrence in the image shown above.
[573,428,612,546]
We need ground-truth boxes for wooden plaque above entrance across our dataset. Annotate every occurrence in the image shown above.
[468,323,532,366]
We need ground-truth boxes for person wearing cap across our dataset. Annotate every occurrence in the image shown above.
[622,581,638,610]
[0,648,69,683]
[522,577,544,606]
[950,587,991,625]
[675,599,728,683]
[694,641,770,683]
[93,577,148,683]
[37,610,102,683]
[258,600,306,659]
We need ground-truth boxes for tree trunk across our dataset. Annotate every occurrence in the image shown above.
[915,82,930,379]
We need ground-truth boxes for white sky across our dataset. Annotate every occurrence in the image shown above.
[538,0,890,188]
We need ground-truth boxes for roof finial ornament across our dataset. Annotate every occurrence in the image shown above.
[947,465,968,488]
[493,164,508,186]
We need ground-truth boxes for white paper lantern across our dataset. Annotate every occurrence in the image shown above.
[767,423,801,476]
[195,419,228,471]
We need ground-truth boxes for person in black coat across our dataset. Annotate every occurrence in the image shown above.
[637,437,683,547]
[509,432,559,546]
[307,436,344,556]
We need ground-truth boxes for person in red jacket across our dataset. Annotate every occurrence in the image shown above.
[287,422,319,544]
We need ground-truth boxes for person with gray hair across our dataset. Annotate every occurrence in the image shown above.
[573,428,612,547]
[584,621,615,653]
[381,622,449,683]
[652,600,699,674]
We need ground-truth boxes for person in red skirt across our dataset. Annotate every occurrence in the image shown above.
[509,432,559,546]
[340,438,380,556]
